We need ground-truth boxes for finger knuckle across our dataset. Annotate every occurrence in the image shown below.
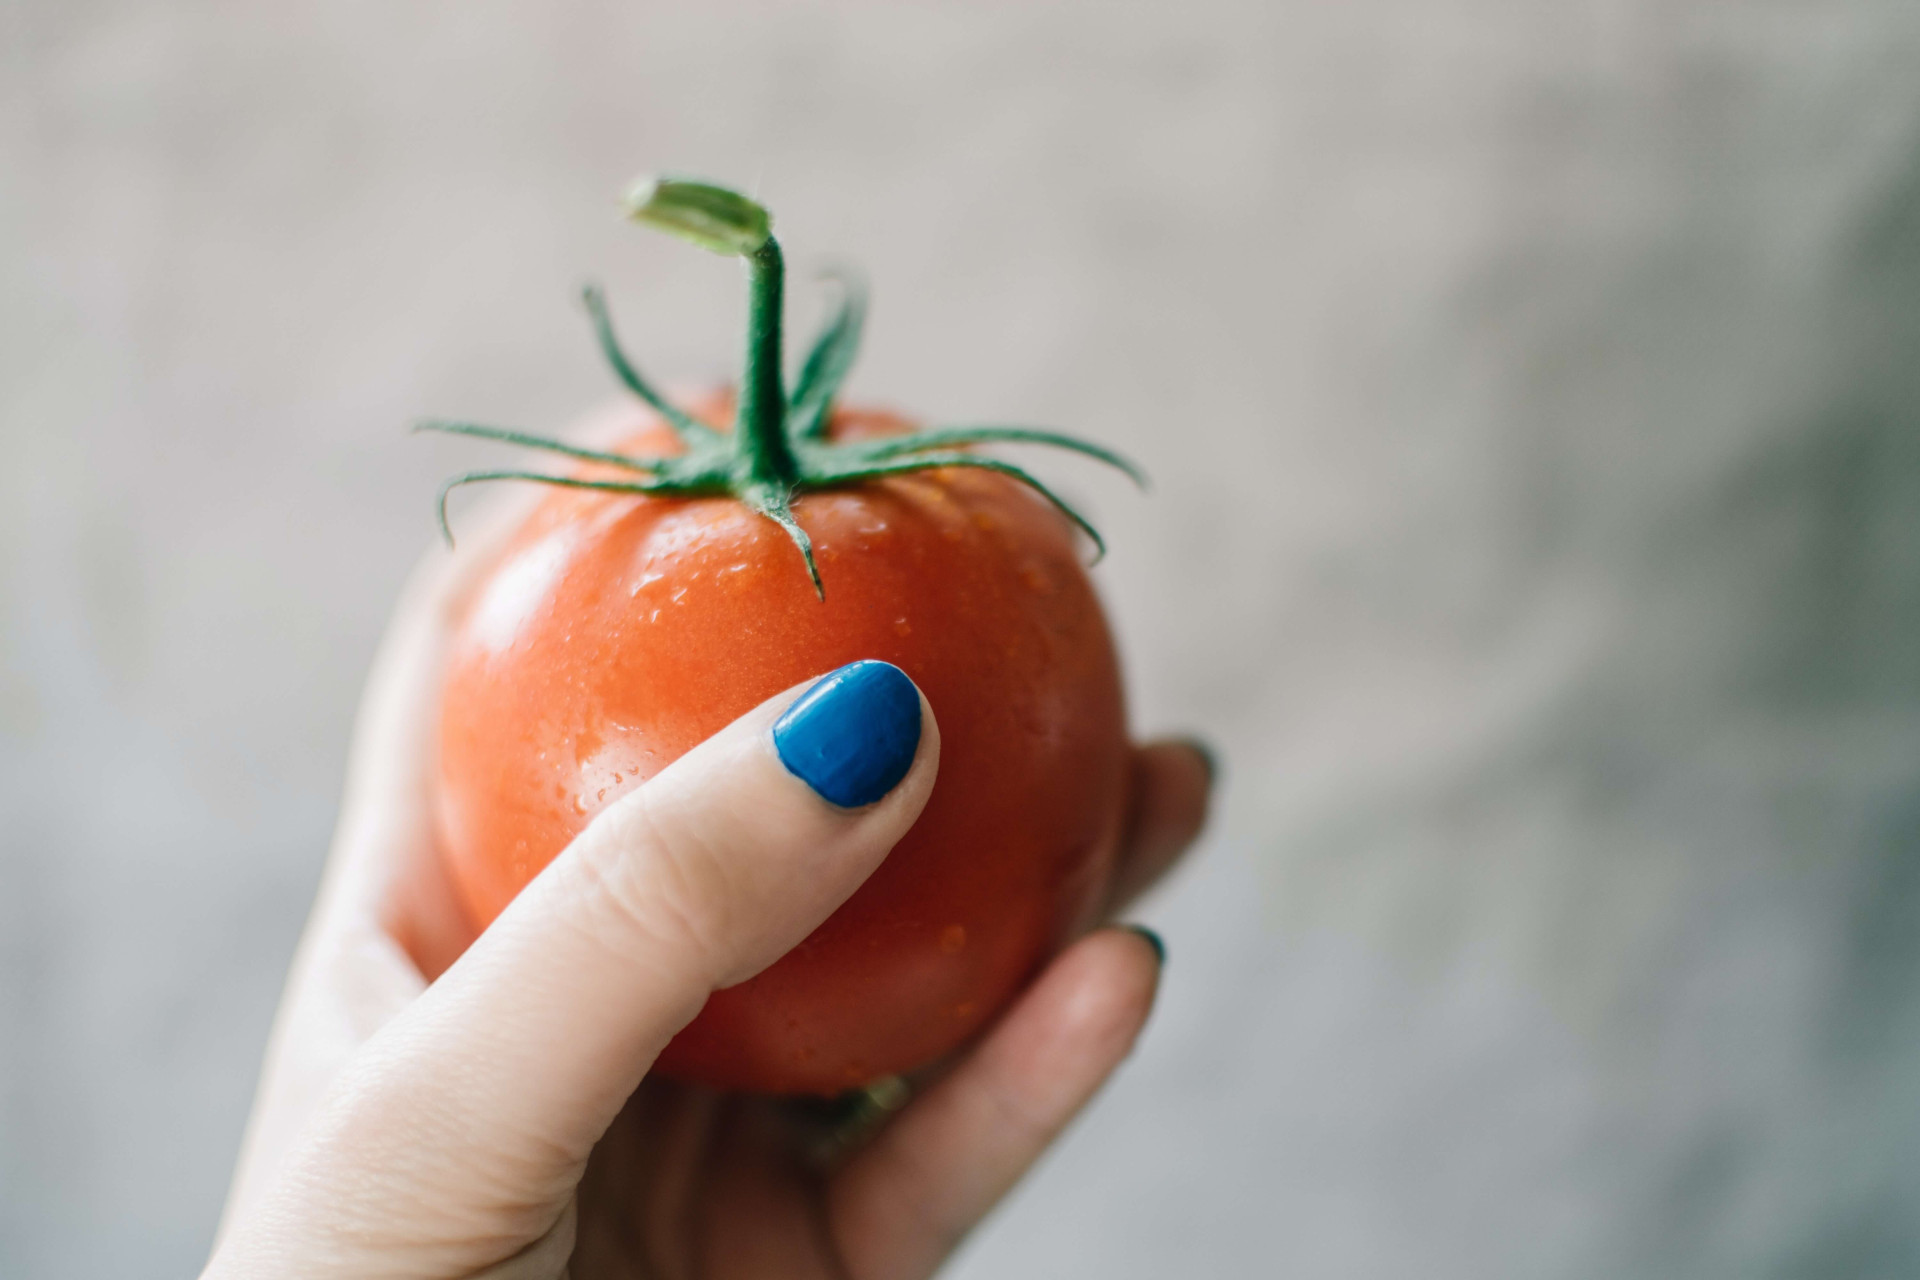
[560,798,739,981]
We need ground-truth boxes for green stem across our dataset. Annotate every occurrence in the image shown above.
[736,238,797,487]
[434,175,1142,596]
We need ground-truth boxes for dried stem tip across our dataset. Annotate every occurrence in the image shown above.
[624,176,772,257]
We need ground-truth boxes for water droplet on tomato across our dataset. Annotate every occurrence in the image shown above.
[1020,563,1055,594]
[893,617,912,637]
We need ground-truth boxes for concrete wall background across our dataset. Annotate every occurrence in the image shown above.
[5,2,1920,1275]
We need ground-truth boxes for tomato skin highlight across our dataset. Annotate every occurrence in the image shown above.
[433,404,1129,1095]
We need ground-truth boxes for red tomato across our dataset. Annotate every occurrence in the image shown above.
[432,401,1129,1095]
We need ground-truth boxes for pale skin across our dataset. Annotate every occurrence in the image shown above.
[203,416,1212,1279]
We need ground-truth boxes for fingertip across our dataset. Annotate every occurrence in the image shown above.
[1137,739,1215,840]
[1105,739,1215,914]
[1093,926,1164,1019]
[1179,736,1219,788]
[1153,738,1218,807]
[555,667,939,991]
[1122,923,1167,968]
[1026,927,1164,1073]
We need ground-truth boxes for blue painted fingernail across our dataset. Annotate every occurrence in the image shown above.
[773,661,922,807]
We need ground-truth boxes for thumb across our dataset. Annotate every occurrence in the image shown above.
[220,661,936,1272]
[419,657,937,1145]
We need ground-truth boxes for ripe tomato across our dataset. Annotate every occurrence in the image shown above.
[433,402,1129,1094]
[427,176,1138,1094]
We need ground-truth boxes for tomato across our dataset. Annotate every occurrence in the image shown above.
[425,177,1138,1094]
[433,401,1127,1093]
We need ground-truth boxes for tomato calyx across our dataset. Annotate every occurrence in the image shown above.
[419,176,1145,598]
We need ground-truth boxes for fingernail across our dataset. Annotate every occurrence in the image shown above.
[774,661,923,807]
[1124,925,1167,966]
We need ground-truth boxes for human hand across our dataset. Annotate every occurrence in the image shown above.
[203,441,1212,1280]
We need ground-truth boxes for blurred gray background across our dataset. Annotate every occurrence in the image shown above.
[5,2,1920,1276]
